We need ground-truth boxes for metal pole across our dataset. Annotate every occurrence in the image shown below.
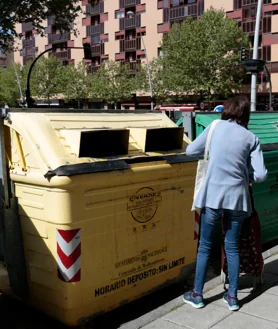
[139,31,154,111]
[265,65,272,110]
[250,0,263,112]
[12,61,24,104]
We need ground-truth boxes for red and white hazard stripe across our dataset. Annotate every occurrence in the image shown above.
[57,229,81,283]
[194,211,201,240]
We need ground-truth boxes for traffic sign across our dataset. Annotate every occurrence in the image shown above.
[213,105,223,112]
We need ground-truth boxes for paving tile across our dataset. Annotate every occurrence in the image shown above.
[143,318,187,329]
[211,312,278,329]
[265,283,278,296]
[240,293,278,323]
[264,253,278,265]
[163,303,231,329]
[204,272,278,310]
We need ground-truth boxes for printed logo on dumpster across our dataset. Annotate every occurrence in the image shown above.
[128,187,162,223]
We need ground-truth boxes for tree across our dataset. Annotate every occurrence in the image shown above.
[96,60,146,109]
[30,55,64,105]
[158,8,249,105]
[61,62,100,109]
[0,0,100,52]
[0,64,24,106]
[148,59,173,103]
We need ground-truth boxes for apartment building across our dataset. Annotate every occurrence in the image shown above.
[0,50,13,69]
[14,0,278,107]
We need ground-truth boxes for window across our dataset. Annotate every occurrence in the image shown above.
[243,9,249,19]
[263,16,271,33]
[158,47,163,57]
[260,46,271,62]
[251,7,256,17]
[115,11,124,19]
[101,38,108,43]
[187,0,196,3]
[92,35,100,44]
[172,0,179,7]
[234,0,242,9]
[163,0,169,8]
[265,11,272,16]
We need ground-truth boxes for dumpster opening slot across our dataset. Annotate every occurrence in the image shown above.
[145,127,184,152]
[79,129,130,158]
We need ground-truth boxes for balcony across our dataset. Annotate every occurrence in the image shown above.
[88,65,101,74]
[21,47,37,57]
[86,24,104,36]
[23,57,34,65]
[22,47,37,65]
[242,0,257,6]
[48,32,71,44]
[129,60,141,71]
[47,16,56,26]
[169,4,198,20]
[51,49,71,60]
[120,38,141,52]
[242,19,261,34]
[119,15,141,30]
[86,2,104,15]
[23,38,35,47]
[120,0,140,7]
[91,44,105,56]
[22,22,33,32]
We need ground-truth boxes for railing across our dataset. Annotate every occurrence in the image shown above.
[51,49,71,60]
[0,51,6,59]
[87,65,101,74]
[120,38,141,52]
[21,47,37,57]
[86,2,104,15]
[86,24,104,36]
[23,57,34,65]
[124,0,139,6]
[129,60,141,71]
[23,38,35,47]
[169,3,198,20]
[91,44,104,56]
[243,0,271,5]
[22,22,33,32]
[120,0,141,6]
[47,16,56,26]
[48,32,70,44]
[242,19,260,34]
[119,15,141,30]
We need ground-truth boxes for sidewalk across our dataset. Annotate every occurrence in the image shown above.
[142,253,278,329]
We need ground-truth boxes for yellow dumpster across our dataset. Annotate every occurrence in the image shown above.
[0,110,198,326]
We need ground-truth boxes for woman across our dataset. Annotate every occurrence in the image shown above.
[183,95,267,311]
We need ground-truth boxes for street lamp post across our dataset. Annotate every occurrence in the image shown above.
[26,46,89,108]
[250,0,263,112]
[12,60,24,105]
[126,11,154,111]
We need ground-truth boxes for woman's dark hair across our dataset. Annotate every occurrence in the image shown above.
[221,95,250,127]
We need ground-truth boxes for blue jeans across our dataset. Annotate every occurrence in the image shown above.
[194,207,247,297]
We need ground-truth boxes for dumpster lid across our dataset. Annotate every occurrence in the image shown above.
[6,111,194,177]
[195,113,278,149]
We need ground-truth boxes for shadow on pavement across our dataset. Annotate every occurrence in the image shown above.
[204,258,278,309]
[2,251,277,329]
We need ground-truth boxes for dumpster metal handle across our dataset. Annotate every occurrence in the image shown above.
[12,130,27,172]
